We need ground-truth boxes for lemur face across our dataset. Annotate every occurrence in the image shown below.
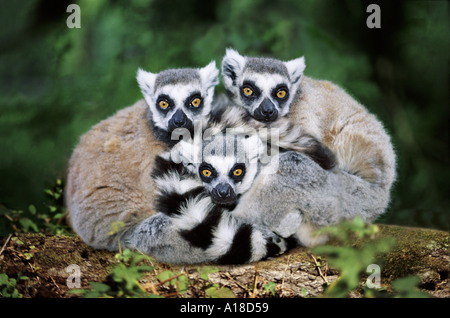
[175,133,263,206]
[221,48,305,123]
[137,61,219,141]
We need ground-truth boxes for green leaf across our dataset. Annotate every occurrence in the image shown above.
[0,273,8,285]
[198,266,219,280]
[108,221,125,236]
[177,275,190,293]
[392,276,430,298]
[264,281,276,296]
[205,285,235,298]
[18,217,39,232]
[157,270,176,286]
[302,288,308,297]
[28,205,37,215]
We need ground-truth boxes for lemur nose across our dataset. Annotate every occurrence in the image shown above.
[172,109,187,127]
[216,183,232,198]
[259,98,277,116]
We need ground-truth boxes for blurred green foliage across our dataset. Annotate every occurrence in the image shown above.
[0,0,448,232]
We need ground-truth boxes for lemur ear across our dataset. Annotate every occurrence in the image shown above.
[199,61,220,91]
[284,56,306,84]
[221,48,246,88]
[137,68,157,99]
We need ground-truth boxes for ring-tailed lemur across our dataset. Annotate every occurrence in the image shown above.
[221,48,397,246]
[124,132,289,264]
[65,62,220,251]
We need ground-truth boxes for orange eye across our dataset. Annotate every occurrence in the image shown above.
[191,97,201,107]
[233,168,243,177]
[159,100,169,109]
[276,89,287,99]
[243,87,253,96]
[202,169,212,177]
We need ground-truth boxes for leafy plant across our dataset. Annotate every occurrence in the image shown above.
[71,248,156,298]
[0,273,28,298]
[205,284,235,298]
[263,281,276,296]
[197,266,235,298]
[0,179,70,235]
[391,276,430,298]
[156,270,190,295]
[41,179,69,234]
[312,217,429,298]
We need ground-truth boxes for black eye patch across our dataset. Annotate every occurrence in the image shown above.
[184,92,203,113]
[240,81,261,99]
[271,84,289,105]
[156,94,175,113]
[199,163,217,183]
[229,163,246,182]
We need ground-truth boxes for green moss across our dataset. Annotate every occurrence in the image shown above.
[371,225,449,282]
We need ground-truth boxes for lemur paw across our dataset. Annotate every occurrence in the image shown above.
[265,234,288,258]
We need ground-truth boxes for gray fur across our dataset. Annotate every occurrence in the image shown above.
[245,57,289,77]
[233,151,389,245]
[154,68,201,90]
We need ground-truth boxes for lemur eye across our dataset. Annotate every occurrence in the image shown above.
[159,100,169,109]
[243,87,254,96]
[276,89,287,99]
[202,169,212,177]
[191,97,201,107]
[233,168,243,177]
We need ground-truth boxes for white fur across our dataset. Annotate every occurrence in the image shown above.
[199,61,220,90]
[284,56,306,84]
[154,171,201,195]
[222,48,246,91]
[206,214,239,259]
[136,68,157,103]
[249,230,270,263]
[174,196,213,231]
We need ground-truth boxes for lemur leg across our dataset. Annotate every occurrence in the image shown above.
[276,151,389,225]
[233,151,389,246]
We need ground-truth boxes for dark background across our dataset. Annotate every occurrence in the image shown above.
[0,0,448,232]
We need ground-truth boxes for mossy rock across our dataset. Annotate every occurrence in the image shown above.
[376,225,449,296]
